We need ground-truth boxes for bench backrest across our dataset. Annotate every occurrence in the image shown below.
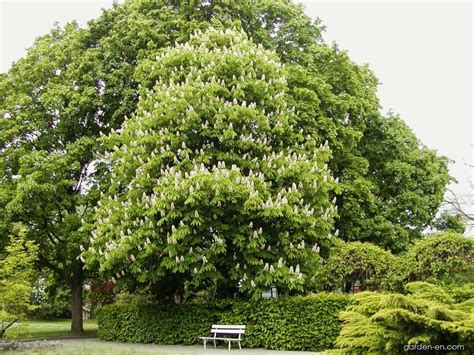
[210,325,246,337]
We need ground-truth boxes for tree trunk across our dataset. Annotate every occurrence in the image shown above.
[70,262,84,334]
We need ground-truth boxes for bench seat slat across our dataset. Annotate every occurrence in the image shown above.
[211,329,245,334]
[212,325,246,329]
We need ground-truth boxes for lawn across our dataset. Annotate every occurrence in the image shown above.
[2,342,146,355]
[4,319,98,340]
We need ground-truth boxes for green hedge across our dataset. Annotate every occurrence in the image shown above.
[96,293,349,351]
[96,302,229,344]
[221,293,350,351]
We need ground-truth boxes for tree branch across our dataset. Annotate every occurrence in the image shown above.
[36,252,64,278]
[444,188,473,221]
[3,319,19,332]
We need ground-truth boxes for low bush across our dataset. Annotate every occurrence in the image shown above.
[96,293,349,351]
[402,232,474,282]
[336,282,474,354]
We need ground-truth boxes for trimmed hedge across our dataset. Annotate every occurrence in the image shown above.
[96,293,349,351]
[221,293,350,351]
[96,302,228,344]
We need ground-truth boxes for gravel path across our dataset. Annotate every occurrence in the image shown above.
[54,338,321,354]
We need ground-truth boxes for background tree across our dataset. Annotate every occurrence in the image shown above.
[432,210,466,234]
[401,232,474,284]
[354,114,450,251]
[0,20,116,333]
[0,224,38,338]
[443,186,473,232]
[279,44,450,252]
[82,27,337,300]
[29,271,73,320]
[316,239,397,292]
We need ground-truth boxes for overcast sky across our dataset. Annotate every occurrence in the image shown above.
[1,0,472,203]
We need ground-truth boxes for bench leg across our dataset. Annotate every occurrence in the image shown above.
[213,339,216,348]
[204,339,207,349]
[228,341,231,350]
[238,341,241,350]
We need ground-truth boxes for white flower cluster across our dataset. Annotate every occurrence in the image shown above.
[288,264,303,279]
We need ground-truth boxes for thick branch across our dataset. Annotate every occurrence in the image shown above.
[36,252,64,279]
[3,319,19,332]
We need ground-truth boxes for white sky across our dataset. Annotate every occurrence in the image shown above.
[1,0,473,203]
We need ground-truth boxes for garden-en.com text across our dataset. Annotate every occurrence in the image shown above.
[404,344,464,352]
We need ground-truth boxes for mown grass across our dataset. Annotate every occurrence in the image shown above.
[3,344,148,355]
[4,319,97,340]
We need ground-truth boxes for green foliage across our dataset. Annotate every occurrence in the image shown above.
[96,302,227,345]
[402,232,474,283]
[336,282,474,354]
[29,278,72,320]
[316,239,397,292]
[432,211,466,234]
[113,292,154,307]
[220,293,350,351]
[29,302,71,321]
[0,224,38,337]
[314,233,473,294]
[96,293,349,351]
[285,41,450,252]
[444,283,474,303]
[342,114,450,252]
[83,27,338,298]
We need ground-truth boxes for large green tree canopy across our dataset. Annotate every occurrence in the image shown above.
[0,0,449,324]
[83,27,337,298]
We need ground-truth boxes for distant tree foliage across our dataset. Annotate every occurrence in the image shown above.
[316,239,397,292]
[432,210,466,234]
[340,114,450,251]
[402,232,474,283]
[314,232,474,294]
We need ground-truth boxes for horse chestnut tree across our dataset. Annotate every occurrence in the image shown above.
[82,28,338,299]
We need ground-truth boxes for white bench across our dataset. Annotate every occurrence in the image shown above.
[199,324,246,350]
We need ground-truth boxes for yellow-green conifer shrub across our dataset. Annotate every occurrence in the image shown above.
[336,282,474,354]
